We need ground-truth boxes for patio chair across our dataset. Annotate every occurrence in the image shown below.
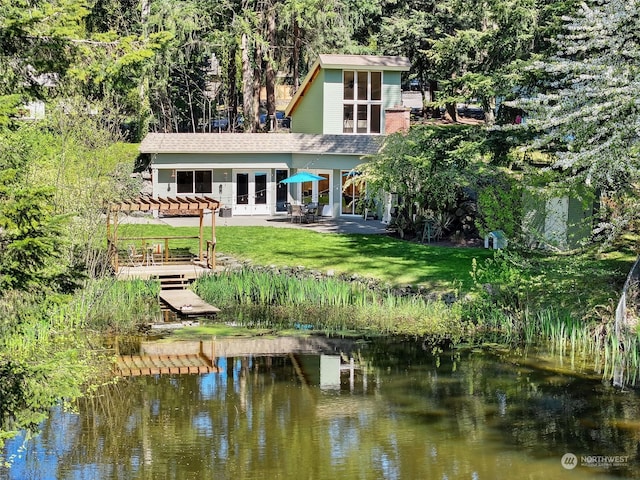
[304,202,318,223]
[128,245,144,266]
[290,204,304,223]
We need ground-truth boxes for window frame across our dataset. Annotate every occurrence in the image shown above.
[175,170,213,194]
[342,70,383,134]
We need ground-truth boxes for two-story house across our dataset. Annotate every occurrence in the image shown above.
[140,54,411,217]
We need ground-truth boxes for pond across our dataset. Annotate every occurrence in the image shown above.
[2,336,639,479]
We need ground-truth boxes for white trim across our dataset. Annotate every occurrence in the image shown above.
[342,70,383,134]
[232,169,271,215]
[154,162,289,170]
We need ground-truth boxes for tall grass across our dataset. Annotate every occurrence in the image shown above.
[593,330,640,387]
[193,268,467,340]
[77,278,162,332]
[473,306,640,385]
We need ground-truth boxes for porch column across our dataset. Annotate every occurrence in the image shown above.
[198,209,204,261]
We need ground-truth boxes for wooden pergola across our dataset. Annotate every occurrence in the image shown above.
[107,195,221,272]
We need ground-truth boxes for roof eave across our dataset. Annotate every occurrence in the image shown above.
[285,59,322,118]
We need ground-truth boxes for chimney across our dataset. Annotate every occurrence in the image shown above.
[384,106,411,134]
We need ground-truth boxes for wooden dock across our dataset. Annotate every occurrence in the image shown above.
[159,289,220,316]
[116,354,221,377]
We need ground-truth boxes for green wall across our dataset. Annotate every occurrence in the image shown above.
[291,67,406,135]
[322,69,344,135]
[291,70,325,134]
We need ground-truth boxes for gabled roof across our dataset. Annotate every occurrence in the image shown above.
[286,54,410,117]
[140,133,383,156]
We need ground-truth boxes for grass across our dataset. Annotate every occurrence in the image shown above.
[192,268,467,339]
[113,223,640,383]
[118,223,634,317]
[118,224,494,291]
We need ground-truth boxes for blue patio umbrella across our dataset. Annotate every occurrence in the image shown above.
[279,171,325,184]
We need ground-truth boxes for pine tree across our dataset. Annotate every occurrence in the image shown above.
[520,0,640,195]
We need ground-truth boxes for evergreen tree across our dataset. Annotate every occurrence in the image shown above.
[517,0,640,239]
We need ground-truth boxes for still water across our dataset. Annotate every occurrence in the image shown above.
[2,336,640,479]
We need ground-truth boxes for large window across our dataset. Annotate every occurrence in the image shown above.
[176,170,212,194]
[343,71,382,134]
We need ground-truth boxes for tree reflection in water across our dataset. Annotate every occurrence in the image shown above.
[2,338,639,479]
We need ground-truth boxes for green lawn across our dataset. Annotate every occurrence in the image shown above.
[118,224,493,291]
[118,223,635,314]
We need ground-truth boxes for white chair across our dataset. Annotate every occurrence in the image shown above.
[128,245,144,266]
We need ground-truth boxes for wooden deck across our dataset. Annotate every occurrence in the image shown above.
[116,263,217,281]
[159,289,221,316]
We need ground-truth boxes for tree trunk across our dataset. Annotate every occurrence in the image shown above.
[445,102,457,122]
[251,37,262,133]
[292,21,302,92]
[265,4,277,131]
[241,33,255,132]
[182,68,196,133]
[227,45,238,131]
[483,97,496,125]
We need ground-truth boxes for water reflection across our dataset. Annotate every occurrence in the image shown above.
[2,338,640,479]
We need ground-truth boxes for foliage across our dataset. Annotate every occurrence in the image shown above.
[194,267,467,340]
[376,0,542,122]
[465,250,537,320]
[514,0,640,242]
[0,116,140,282]
[0,172,69,292]
[0,290,99,451]
[463,244,629,325]
[475,172,523,241]
[81,278,161,332]
[356,124,486,239]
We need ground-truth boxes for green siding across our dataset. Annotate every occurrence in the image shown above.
[522,189,593,250]
[291,153,364,171]
[292,67,405,135]
[323,69,344,134]
[291,70,325,134]
[522,190,547,248]
[383,71,402,109]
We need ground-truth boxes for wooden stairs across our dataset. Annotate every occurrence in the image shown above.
[154,273,192,290]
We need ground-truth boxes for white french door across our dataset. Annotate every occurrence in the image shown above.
[233,170,270,215]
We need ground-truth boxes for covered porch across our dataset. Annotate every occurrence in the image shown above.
[107,195,221,275]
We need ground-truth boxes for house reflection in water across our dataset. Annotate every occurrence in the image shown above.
[116,336,368,392]
[298,355,341,390]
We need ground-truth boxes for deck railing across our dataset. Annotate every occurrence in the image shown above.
[112,235,202,270]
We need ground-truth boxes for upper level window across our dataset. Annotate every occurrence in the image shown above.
[343,71,382,134]
[176,170,212,194]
